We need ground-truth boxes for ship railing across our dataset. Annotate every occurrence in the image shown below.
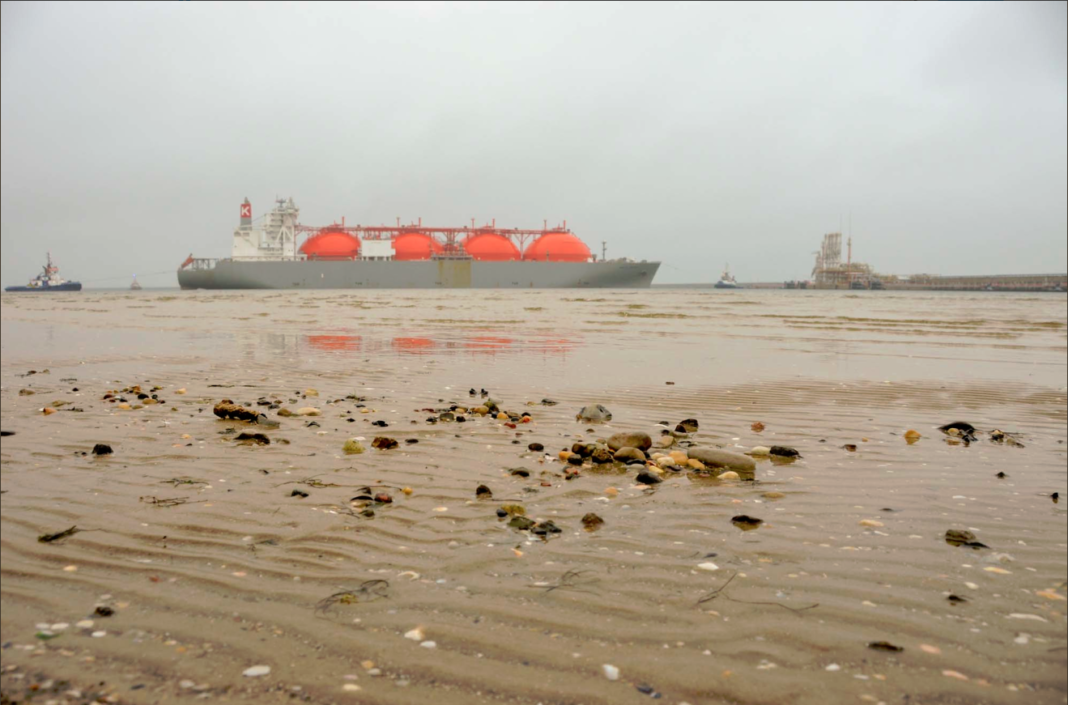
[230,256,307,262]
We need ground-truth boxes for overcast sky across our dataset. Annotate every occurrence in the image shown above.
[2,1,1065,287]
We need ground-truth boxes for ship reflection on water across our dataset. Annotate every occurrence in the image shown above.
[301,331,578,357]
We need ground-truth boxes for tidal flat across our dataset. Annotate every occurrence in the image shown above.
[1,288,1065,704]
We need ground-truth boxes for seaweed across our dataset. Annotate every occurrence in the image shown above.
[697,572,818,614]
[139,495,206,508]
[37,525,97,543]
[314,580,390,615]
[531,569,598,595]
[160,477,208,487]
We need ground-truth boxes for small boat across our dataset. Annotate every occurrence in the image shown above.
[130,275,143,291]
[5,253,82,292]
[714,264,740,289]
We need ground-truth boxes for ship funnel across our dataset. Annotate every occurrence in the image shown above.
[240,198,252,227]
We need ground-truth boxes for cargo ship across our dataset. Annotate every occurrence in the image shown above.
[5,253,82,292]
[178,198,660,289]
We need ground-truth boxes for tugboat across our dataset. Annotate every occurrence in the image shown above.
[714,264,741,289]
[130,275,143,291]
[4,253,82,292]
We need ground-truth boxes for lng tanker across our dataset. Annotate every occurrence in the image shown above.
[177,198,660,289]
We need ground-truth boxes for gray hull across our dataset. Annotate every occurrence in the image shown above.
[178,259,660,289]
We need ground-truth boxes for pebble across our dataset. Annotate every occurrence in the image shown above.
[687,448,756,472]
[1006,613,1048,622]
[749,446,771,456]
[698,562,720,571]
[607,432,653,451]
[825,664,841,672]
[576,404,612,422]
[342,683,362,692]
[860,519,884,528]
[718,471,740,481]
[404,628,425,641]
[91,630,106,638]
[75,620,93,629]
[602,664,620,681]
[243,665,271,677]
[581,513,605,529]
[942,670,969,681]
[179,680,196,689]
[342,438,365,454]
[420,641,437,649]
[613,447,646,463]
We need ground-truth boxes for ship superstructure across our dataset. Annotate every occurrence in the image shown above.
[178,198,659,289]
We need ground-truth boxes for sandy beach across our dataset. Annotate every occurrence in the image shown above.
[1,288,1065,705]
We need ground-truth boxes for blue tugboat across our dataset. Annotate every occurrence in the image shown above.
[5,253,82,292]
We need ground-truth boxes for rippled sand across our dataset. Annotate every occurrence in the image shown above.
[1,289,1065,704]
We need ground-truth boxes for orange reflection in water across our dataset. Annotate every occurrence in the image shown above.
[301,332,578,358]
[305,334,362,352]
[391,337,436,354]
[464,336,515,353]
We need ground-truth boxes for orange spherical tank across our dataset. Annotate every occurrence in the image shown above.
[299,230,361,260]
[522,232,592,262]
[463,233,521,261]
[393,232,444,261]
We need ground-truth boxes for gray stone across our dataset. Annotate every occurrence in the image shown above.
[613,447,647,463]
[636,471,663,485]
[576,404,612,422]
[255,413,280,428]
[687,448,756,473]
[607,432,652,451]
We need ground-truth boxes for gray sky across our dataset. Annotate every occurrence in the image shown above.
[2,1,1065,287]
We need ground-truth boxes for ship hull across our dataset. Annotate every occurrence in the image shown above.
[5,282,82,292]
[178,259,660,290]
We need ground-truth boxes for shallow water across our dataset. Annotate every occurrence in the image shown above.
[1,289,1065,704]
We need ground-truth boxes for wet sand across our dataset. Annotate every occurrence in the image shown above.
[1,289,1065,705]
